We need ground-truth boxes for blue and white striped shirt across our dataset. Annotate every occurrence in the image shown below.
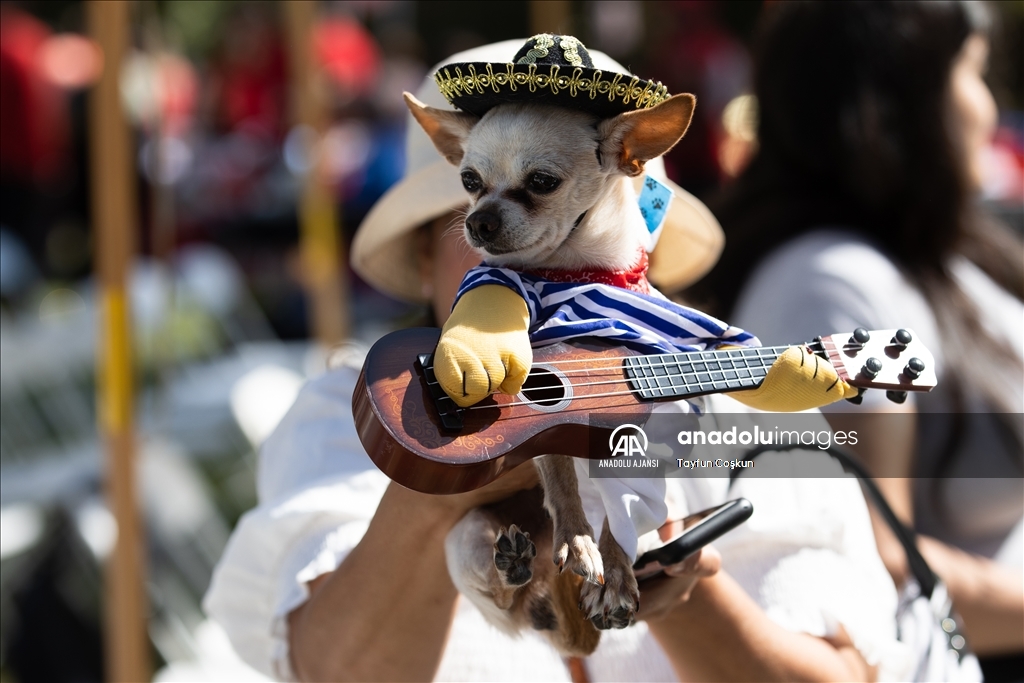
[455,265,760,355]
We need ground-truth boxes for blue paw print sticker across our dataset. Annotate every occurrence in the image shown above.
[638,175,673,250]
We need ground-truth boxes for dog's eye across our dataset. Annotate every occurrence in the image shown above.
[528,172,561,194]
[461,171,483,193]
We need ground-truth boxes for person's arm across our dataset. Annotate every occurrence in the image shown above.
[824,408,918,587]
[288,465,539,683]
[918,535,1024,655]
[645,571,876,682]
[825,410,1024,656]
[635,518,874,682]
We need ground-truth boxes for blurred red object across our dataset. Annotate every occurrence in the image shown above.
[158,54,198,135]
[208,6,288,137]
[0,5,70,184]
[983,123,1024,201]
[313,16,380,96]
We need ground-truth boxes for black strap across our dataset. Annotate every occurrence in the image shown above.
[729,443,938,598]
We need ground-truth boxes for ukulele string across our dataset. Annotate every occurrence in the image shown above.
[426,339,841,377]
[509,344,798,368]
[540,344,798,377]
[509,339,870,396]
[461,357,782,408]
[425,339,860,410]
[463,386,653,410]
[424,355,778,398]
[516,340,865,395]
[427,346,795,396]
[510,358,779,392]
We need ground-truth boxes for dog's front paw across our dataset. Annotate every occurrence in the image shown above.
[578,558,639,630]
[553,531,604,586]
[494,524,536,587]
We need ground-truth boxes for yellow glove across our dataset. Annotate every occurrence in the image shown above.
[435,285,533,407]
[727,346,858,412]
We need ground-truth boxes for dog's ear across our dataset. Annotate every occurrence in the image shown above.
[404,92,478,166]
[597,93,696,177]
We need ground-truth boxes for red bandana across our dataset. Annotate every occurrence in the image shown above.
[525,249,650,294]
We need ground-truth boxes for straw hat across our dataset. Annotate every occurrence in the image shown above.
[351,39,723,303]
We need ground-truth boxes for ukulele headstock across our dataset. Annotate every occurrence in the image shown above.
[812,328,936,404]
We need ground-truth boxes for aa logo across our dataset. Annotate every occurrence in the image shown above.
[608,424,648,458]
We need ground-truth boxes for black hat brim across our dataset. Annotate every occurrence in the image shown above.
[435,62,670,119]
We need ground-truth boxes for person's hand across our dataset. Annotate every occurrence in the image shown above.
[635,546,721,622]
[291,460,541,682]
[446,459,541,510]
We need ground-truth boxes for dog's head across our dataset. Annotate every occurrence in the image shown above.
[404,92,695,266]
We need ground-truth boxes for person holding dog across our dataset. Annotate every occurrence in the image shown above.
[205,40,902,682]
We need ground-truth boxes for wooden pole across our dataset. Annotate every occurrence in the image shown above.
[86,2,150,682]
[530,0,573,35]
[283,0,349,346]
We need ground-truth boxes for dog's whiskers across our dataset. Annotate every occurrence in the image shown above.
[441,212,486,262]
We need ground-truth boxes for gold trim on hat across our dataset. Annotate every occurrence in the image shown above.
[558,36,584,67]
[435,63,670,112]
[516,34,555,64]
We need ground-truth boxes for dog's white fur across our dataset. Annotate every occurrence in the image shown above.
[407,91,695,654]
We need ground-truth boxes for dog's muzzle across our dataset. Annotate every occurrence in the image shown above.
[466,210,502,244]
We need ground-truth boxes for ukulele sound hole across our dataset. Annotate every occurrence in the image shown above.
[519,365,572,411]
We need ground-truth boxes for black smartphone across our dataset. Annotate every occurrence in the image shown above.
[633,498,753,580]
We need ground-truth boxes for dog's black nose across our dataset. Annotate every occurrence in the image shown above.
[466,210,502,242]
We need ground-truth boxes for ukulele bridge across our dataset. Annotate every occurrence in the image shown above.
[416,353,465,432]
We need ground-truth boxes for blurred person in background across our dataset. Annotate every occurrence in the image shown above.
[695,1,1024,676]
[204,2,287,139]
[637,1,754,198]
[0,4,69,186]
[205,40,910,683]
[0,2,90,288]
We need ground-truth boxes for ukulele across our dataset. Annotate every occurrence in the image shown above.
[352,327,936,494]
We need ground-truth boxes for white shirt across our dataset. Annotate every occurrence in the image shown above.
[732,228,1024,564]
[203,351,908,681]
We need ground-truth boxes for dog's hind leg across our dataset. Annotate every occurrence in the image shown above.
[445,508,532,620]
[535,455,604,585]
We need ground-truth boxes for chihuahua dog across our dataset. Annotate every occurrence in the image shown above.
[405,90,696,655]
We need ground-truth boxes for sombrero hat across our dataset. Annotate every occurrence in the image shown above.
[435,34,670,118]
[351,38,723,303]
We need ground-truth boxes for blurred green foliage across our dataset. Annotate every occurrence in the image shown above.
[157,0,240,60]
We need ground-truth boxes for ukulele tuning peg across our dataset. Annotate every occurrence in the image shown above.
[849,328,871,344]
[891,329,912,346]
[846,388,866,405]
[886,390,908,404]
[903,357,925,380]
[862,357,883,378]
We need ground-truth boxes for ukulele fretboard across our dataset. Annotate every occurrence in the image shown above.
[623,346,792,400]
